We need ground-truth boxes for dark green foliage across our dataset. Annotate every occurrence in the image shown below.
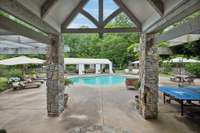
[64,79,73,86]
[0,78,8,92]
[7,68,23,78]
[66,65,76,72]
[161,63,173,74]
[171,40,200,58]
[184,63,200,77]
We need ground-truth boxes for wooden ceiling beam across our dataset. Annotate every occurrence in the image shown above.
[103,8,122,27]
[155,15,200,44]
[0,16,51,44]
[41,0,58,18]
[113,0,142,30]
[0,47,47,54]
[61,0,89,29]
[144,0,200,33]
[80,9,100,27]
[0,0,58,34]
[62,27,140,33]
[147,0,164,16]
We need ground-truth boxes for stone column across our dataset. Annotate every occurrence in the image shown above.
[139,33,159,119]
[95,64,101,74]
[78,64,85,75]
[109,63,113,74]
[46,34,64,117]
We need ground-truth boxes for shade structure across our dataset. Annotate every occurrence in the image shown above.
[31,58,46,64]
[0,56,45,65]
[64,58,112,65]
[163,57,200,63]
[131,60,139,64]
[64,58,113,74]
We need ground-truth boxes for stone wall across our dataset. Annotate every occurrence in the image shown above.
[46,34,65,117]
[139,34,159,119]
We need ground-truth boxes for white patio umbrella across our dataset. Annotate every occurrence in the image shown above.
[163,57,200,63]
[0,56,45,65]
[131,60,139,64]
[0,56,46,76]
[163,57,200,75]
[31,58,46,64]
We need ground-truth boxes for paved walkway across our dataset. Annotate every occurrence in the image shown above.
[0,78,200,133]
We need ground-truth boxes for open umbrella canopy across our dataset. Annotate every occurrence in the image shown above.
[0,56,45,65]
[31,58,46,64]
[131,60,139,64]
[163,57,200,63]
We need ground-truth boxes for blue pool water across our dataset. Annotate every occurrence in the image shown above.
[70,75,125,86]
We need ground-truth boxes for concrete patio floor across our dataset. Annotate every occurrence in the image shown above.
[0,76,200,133]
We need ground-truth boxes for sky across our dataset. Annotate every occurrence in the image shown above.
[68,0,119,28]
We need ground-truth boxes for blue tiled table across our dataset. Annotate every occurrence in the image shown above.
[160,86,200,115]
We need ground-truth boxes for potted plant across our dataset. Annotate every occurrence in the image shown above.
[64,79,73,107]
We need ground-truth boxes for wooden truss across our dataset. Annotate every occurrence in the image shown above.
[61,0,142,35]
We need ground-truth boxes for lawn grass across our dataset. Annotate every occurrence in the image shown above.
[0,77,8,92]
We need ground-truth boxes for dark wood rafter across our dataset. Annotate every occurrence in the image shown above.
[155,15,200,44]
[41,0,58,18]
[0,15,51,44]
[80,9,100,27]
[0,47,47,54]
[144,0,200,33]
[113,0,142,30]
[0,0,58,34]
[103,8,122,27]
[61,0,89,29]
[147,0,164,16]
[62,27,139,33]
[61,0,142,34]
[98,0,104,37]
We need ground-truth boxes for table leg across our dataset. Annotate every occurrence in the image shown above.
[163,93,166,104]
[181,100,184,116]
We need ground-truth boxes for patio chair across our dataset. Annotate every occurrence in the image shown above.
[12,81,41,90]
[22,81,41,89]
[131,69,139,75]
[124,69,129,73]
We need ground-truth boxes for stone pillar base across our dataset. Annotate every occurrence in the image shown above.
[139,33,159,119]
[46,34,65,117]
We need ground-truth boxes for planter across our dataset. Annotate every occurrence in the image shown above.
[125,78,139,90]
[135,95,139,110]
[64,93,69,108]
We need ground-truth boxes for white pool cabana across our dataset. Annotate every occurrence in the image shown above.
[64,58,113,75]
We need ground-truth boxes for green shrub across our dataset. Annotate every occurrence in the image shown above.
[0,65,8,77]
[0,77,8,92]
[66,65,76,72]
[7,68,22,78]
[184,63,200,77]
[64,79,73,86]
[161,63,172,74]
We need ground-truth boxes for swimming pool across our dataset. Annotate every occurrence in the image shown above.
[70,75,125,86]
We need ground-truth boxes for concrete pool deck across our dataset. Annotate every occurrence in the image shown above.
[0,76,200,133]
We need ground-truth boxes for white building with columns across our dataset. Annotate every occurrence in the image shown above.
[64,58,113,75]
